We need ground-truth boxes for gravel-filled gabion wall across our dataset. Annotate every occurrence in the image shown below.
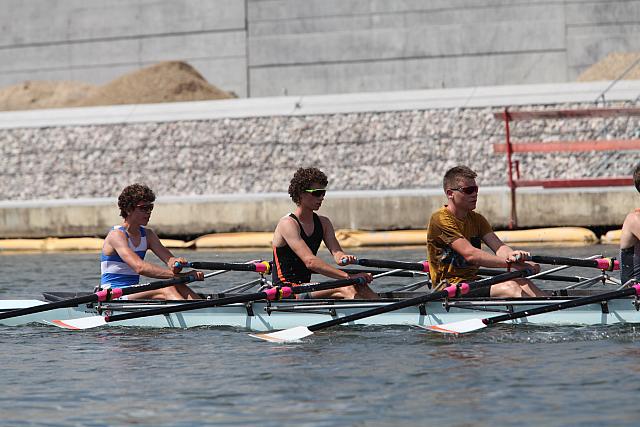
[1,103,639,200]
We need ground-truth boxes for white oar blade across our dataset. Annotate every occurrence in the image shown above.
[48,316,108,330]
[422,318,487,334]
[249,326,313,343]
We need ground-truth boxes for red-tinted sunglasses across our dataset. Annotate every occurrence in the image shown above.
[451,186,478,195]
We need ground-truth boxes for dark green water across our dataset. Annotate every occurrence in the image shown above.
[1,246,639,426]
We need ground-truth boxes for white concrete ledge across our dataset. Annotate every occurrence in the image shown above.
[2,80,639,129]
[0,187,636,238]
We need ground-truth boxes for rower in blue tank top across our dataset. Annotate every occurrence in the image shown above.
[101,225,149,288]
[100,183,204,300]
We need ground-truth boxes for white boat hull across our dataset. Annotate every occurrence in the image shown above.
[2,294,640,331]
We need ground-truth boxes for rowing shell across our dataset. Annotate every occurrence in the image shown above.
[1,290,639,331]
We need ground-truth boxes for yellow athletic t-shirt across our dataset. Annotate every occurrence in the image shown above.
[427,206,493,290]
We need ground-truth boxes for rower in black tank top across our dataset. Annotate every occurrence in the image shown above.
[273,213,324,285]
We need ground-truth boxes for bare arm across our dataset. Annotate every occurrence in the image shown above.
[146,228,184,271]
[106,230,176,279]
[450,236,511,268]
[483,232,539,272]
[319,216,354,266]
[449,232,539,272]
[620,212,640,249]
[483,232,516,259]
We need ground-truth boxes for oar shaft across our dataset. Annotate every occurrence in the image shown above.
[103,277,366,323]
[306,269,531,333]
[528,255,619,271]
[340,268,425,278]
[0,294,98,321]
[187,261,271,273]
[0,276,194,321]
[356,259,429,272]
[484,285,640,326]
[477,268,581,283]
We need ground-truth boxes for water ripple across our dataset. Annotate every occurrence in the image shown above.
[2,248,640,426]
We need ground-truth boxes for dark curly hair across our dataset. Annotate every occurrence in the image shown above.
[634,163,640,193]
[118,183,156,218]
[288,167,328,205]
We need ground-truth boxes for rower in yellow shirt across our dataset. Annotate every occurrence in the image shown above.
[427,165,545,297]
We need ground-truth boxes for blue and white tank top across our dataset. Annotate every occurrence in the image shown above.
[100,226,148,288]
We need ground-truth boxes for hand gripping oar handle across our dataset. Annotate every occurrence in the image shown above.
[348,258,430,272]
[482,284,640,327]
[179,261,272,274]
[99,277,367,324]
[303,268,533,333]
[525,255,619,271]
[0,275,197,321]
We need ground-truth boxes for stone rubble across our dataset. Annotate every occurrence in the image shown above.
[1,102,639,201]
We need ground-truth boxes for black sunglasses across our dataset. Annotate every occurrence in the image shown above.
[304,189,326,197]
[135,203,154,213]
[450,186,478,195]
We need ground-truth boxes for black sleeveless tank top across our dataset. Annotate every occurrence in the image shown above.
[272,213,324,285]
[621,244,640,285]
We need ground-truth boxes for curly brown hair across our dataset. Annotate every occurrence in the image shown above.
[288,167,328,205]
[118,183,156,218]
[443,165,477,191]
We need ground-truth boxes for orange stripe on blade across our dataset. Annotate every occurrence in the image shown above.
[51,319,81,330]
[428,325,460,334]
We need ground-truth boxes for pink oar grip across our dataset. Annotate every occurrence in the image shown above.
[96,287,123,302]
[254,261,271,274]
[458,283,470,295]
[444,282,470,298]
[264,287,278,300]
[421,261,430,272]
[96,289,109,302]
[444,284,455,298]
[264,286,292,300]
[595,258,613,270]
[634,284,640,296]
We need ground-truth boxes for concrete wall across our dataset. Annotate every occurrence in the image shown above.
[3,0,640,97]
[1,0,248,96]
[1,187,637,238]
[247,0,567,96]
[0,187,638,238]
[1,81,640,238]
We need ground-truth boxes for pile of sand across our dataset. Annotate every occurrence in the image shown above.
[577,52,640,81]
[0,61,234,111]
[0,80,97,111]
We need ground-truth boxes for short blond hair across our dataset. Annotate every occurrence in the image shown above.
[443,166,477,191]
